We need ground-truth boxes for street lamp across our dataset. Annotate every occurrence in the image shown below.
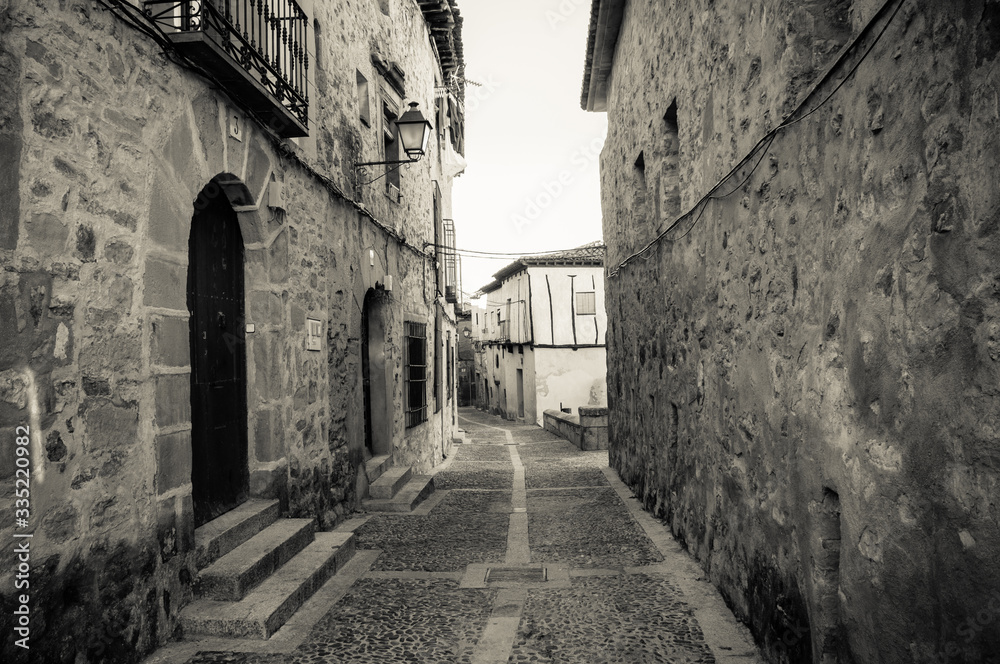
[396,102,433,160]
[355,102,433,169]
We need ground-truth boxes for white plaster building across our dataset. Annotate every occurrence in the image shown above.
[477,243,607,425]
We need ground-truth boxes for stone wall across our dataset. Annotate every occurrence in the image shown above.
[0,0,461,661]
[598,0,1000,662]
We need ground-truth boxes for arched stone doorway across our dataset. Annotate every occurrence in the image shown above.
[361,288,393,458]
[187,178,250,526]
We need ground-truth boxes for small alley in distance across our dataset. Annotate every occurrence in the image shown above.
[1,1,999,664]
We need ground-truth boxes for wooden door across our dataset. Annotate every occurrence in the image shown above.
[188,190,249,527]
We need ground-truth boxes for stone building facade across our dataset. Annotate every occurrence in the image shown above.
[583,0,1000,662]
[0,0,465,661]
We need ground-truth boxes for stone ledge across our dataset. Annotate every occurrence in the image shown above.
[543,408,608,451]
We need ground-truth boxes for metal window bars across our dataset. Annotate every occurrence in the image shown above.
[144,0,309,137]
[443,219,459,304]
[404,321,428,428]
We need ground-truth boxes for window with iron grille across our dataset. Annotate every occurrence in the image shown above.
[434,316,442,413]
[383,98,401,199]
[404,321,428,428]
[447,332,453,402]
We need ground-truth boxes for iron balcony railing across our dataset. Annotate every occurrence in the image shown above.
[145,0,309,137]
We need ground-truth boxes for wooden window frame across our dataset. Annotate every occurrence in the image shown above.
[576,291,597,315]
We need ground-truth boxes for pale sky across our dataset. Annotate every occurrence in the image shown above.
[452,0,608,294]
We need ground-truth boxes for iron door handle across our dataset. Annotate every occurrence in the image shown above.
[218,312,227,329]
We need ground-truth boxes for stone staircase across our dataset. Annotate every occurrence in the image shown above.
[180,499,356,639]
[361,454,435,512]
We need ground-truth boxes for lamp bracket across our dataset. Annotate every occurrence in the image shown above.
[354,157,420,169]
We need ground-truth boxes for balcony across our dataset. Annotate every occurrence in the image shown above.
[145,0,309,137]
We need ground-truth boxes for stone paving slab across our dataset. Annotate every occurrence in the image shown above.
[433,490,514,514]
[355,513,509,571]
[509,574,716,663]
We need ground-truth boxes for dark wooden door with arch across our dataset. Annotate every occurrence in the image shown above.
[187,188,249,527]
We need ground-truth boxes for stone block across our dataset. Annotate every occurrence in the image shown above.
[24,212,68,258]
[268,230,289,283]
[0,426,15,479]
[157,430,192,493]
[157,495,179,560]
[250,464,287,503]
[157,493,194,561]
[0,133,22,250]
[163,116,199,187]
[103,239,134,264]
[155,373,191,428]
[254,408,284,462]
[291,304,306,329]
[74,224,95,260]
[250,290,270,320]
[84,399,139,452]
[143,257,187,310]
[191,91,223,176]
[245,137,271,200]
[578,407,608,431]
[152,315,190,367]
[149,181,191,253]
[79,331,141,376]
[252,336,271,401]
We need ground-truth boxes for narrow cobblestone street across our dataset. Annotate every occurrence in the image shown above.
[145,409,761,664]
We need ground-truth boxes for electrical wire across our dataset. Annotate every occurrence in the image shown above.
[607,0,907,279]
[424,242,606,257]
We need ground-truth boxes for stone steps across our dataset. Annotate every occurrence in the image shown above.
[365,454,392,484]
[362,475,435,512]
[194,499,281,569]
[197,518,316,601]
[369,465,413,499]
[182,532,356,639]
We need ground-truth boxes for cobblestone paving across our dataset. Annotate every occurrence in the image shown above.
[528,488,664,568]
[518,441,597,461]
[435,489,513,514]
[355,513,509,571]
[453,444,512,462]
[174,409,741,664]
[188,580,496,664]
[465,433,510,445]
[510,428,564,443]
[524,467,610,489]
[434,464,514,489]
[510,574,715,663]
